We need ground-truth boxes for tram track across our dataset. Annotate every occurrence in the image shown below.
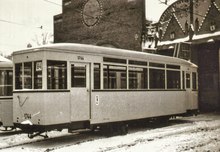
[0,114,219,151]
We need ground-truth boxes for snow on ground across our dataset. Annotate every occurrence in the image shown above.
[0,113,220,152]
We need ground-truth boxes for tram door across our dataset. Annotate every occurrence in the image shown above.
[70,63,90,121]
[185,72,198,110]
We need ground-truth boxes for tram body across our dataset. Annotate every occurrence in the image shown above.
[12,43,198,134]
[0,57,13,128]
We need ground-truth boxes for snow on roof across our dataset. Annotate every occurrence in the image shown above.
[158,30,220,46]
[0,56,11,62]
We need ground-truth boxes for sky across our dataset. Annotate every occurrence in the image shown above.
[0,0,177,56]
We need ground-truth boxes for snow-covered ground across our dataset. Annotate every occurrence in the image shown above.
[0,112,220,152]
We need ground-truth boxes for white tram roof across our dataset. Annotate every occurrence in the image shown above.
[13,43,197,67]
[0,56,12,68]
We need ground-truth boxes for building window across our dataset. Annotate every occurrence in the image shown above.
[170,32,175,40]
[47,60,67,89]
[210,21,216,32]
[103,65,127,89]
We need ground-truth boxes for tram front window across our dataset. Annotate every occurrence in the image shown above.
[15,61,43,90]
[0,70,12,96]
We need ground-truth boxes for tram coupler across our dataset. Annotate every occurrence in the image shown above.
[28,132,48,139]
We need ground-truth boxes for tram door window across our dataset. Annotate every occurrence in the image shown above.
[71,64,86,87]
[47,61,67,89]
[103,65,127,89]
[0,70,12,96]
[186,73,191,89]
[94,63,100,89]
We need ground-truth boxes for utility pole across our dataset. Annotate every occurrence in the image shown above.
[189,0,194,41]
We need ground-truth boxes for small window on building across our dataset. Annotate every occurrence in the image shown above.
[103,65,127,89]
[94,63,100,89]
[47,60,67,89]
[149,69,165,89]
[167,70,181,89]
[129,67,148,89]
[170,31,175,40]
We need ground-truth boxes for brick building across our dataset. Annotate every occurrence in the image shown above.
[54,0,145,51]
[150,0,220,111]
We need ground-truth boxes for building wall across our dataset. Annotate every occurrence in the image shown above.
[155,0,220,111]
[54,0,145,51]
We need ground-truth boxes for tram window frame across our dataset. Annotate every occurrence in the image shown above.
[71,64,86,88]
[182,71,185,89]
[0,70,13,96]
[103,64,127,89]
[129,66,148,89]
[167,70,181,89]
[34,61,43,89]
[24,62,32,89]
[149,68,165,89]
[192,72,197,90]
[94,63,100,89]
[186,73,191,89]
[47,60,67,89]
[15,63,23,89]
[103,57,127,64]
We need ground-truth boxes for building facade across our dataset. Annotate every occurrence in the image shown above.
[153,0,220,111]
[54,0,145,51]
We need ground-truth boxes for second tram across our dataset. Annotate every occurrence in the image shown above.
[12,43,198,137]
[0,56,13,130]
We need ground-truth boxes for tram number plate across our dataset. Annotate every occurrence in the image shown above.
[24,113,32,119]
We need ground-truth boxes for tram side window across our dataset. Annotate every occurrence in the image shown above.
[47,61,67,89]
[129,67,148,89]
[94,63,100,89]
[192,72,197,90]
[71,64,86,87]
[0,70,12,96]
[149,69,165,89]
[24,62,32,89]
[167,70,181,89]
[15,63,22,89]
[103,65,127,89]
[186,73,191,88]
[34,61,42,89]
